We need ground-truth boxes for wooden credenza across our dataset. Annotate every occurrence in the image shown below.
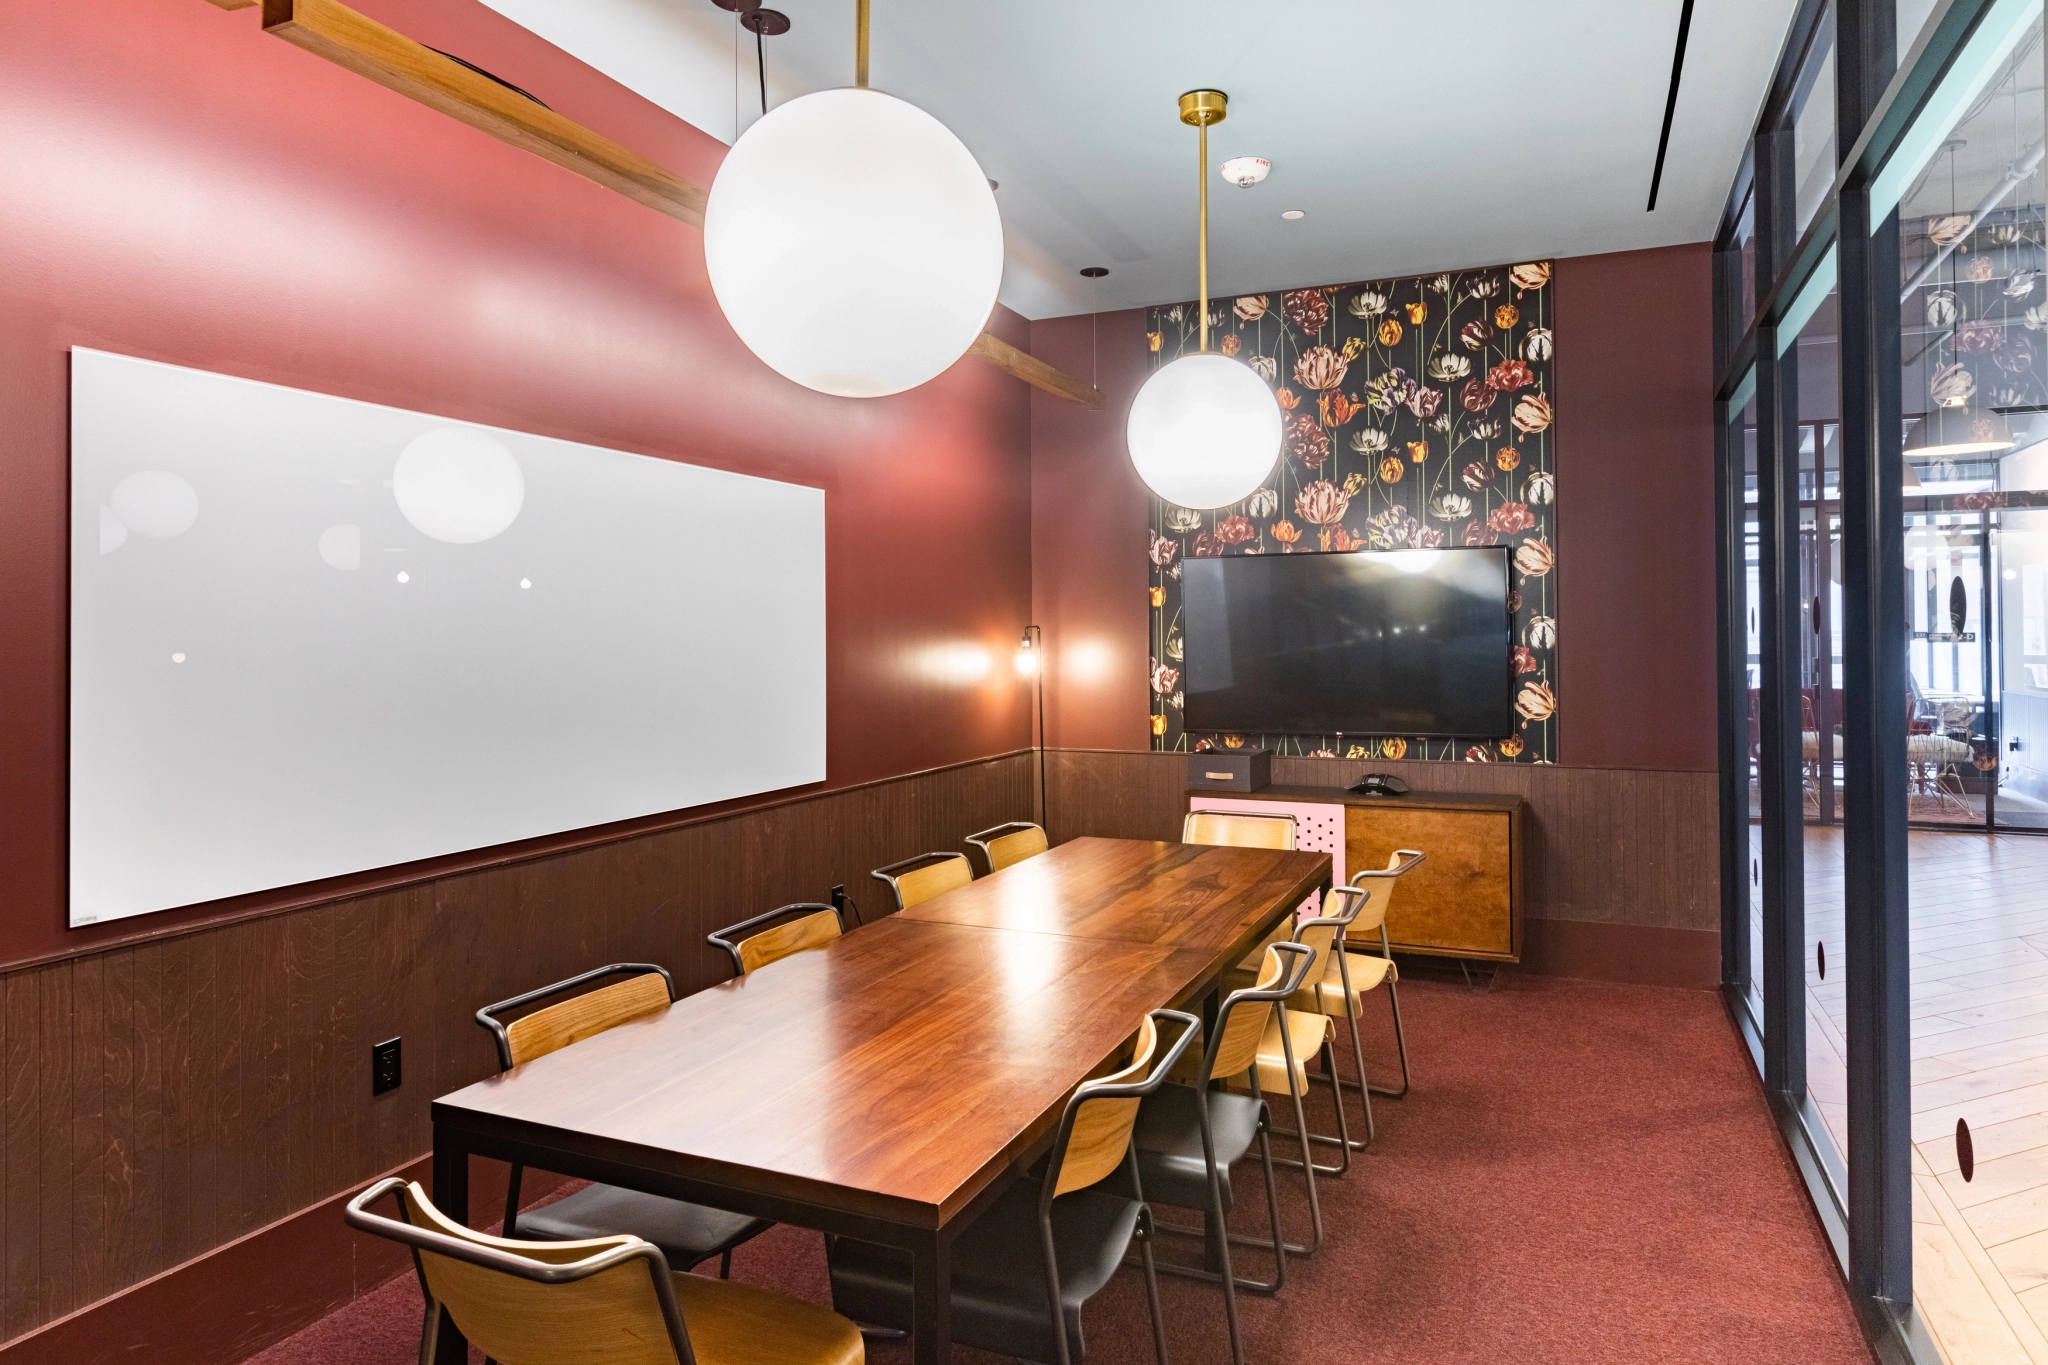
[1185,784,1525,962]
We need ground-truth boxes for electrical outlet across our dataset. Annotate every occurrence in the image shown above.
[372,1037,402,1096]
[831,884,846,915]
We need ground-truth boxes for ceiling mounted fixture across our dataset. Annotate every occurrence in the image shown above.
[1281,209,1305,220]
[1126,89,1282,511]
[703,0,1004,397]
[1219,156,1269,188]
[1079,266,1109,278]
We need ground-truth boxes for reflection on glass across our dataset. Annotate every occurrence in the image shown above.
[1898,14,2046,830]
[1739,380,1764,1028]
[1793,31,1838,235]
[1790,267,1850,1165]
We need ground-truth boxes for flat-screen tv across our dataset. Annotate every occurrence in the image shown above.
[1181,548,1512,737]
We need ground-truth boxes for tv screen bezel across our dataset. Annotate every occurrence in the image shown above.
[1179,546,1515,740]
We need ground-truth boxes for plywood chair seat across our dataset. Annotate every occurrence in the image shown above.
[1254,1009,1332,1098]
[1292,949,1396,1017]
[674,1267,865,1365]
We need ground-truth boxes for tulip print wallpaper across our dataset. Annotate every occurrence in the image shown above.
[1146,262,1557,763]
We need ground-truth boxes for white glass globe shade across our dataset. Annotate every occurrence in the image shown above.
[392,428,525,545]
[1127,353,1283,510]
[704,87,1004,398]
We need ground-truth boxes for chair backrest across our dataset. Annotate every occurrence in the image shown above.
[1049,1009,1200,1197]
[346,1178,687,1365]
[476,965,675,1071]
[966,821,1049,874]
[872,852,974,910]
[708,902,844,976]
[1183,809,1296,850]
[1296,884,1370,958]
[1346,849,1426,931]
[1206,941,1318,1083]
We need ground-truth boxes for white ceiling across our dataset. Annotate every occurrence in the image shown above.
[480,0,1800,320]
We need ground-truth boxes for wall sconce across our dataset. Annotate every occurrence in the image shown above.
[1020,625,1047,828]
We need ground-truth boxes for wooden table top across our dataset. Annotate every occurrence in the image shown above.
[898,836,1330,951]
[432,839,1329,1231]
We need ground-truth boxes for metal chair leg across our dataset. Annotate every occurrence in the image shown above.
[1269,1037,1355,1175]
[1135,1208,1173,1365]
[717,1248,732,1279]
[502,1162,524,1238]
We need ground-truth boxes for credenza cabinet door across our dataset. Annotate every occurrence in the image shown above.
[1346,806,1516,959]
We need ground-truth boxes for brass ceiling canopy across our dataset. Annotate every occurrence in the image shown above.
[1178,89,1228,127]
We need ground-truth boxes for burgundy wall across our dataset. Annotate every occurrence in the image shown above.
[1028,244,1719,774]
[1552,244,1718,771]
[0,0,1034,967]
[1027,309,1155,752]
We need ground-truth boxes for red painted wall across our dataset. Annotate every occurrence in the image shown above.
[1028,309,1155,751]
[1551,244,1718,771]
[1028,244,1719,772]
[0,0,1034,967]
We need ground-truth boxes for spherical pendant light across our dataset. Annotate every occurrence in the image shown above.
[1128,89,1281,510]
[1129,353,1283,509]
[704,18,1003,398]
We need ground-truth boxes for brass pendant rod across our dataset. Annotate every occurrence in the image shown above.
[1199,119,1209,354]
[855,0,870,88]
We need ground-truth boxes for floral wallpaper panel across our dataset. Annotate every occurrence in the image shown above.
[1146,262,1557,763]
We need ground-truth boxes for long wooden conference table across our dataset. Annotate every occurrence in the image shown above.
[428,835,1331,1365]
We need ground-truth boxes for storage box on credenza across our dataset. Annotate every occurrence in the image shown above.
[1184,783,1524,962]
[1187,749,1271,792]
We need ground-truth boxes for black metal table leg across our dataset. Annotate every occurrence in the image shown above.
[911,1231,952,1365]
[430,1127,470,1365]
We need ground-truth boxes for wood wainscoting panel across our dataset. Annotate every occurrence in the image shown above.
[0,753,1032,1357]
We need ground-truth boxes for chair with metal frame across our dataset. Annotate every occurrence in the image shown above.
[870,850,973,911]
[1125,941,1319,1365]
[1248,886,1374,1176]
[1321,849,1424,1104]
[475,964,773,1280]
[344,1176,863,1365]
[708,902,846,976]
[1183,809,1304,973]
[1182,809,1296,850]
[826,1010,1196,1365]
[965,820,1050,875]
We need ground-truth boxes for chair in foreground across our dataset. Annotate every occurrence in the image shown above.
[345,1177,863,1365]
[476,964,773,1279]
[871,851,972,911]
[1128,942,1319,1363]
[965,820,1049,874]
[827,1010,1197,1365]
[709,901,846,976]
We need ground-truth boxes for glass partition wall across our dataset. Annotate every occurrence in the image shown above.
[1716,2,2048,1361]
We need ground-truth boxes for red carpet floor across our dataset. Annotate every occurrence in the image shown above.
[247,975,1873,1365]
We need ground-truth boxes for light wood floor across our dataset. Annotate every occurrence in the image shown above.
[1789,826,2048,1362]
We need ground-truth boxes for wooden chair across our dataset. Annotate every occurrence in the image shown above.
[344,1176,862,1365]
[1184,810,1304,973]
[709,902,845,976]
[870,851,973,911]
[1182,809,1296,850]
[475,965,773,1279]
[965,821,1050,874]
[1324,850,1424,1103]
[1126,942,1319,1364]
[1256,886,1374,1175]
[827,1011,1197,1365]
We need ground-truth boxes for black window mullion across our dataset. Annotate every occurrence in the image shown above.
[1836,0,1909,1309]
[1715,393,1751,998]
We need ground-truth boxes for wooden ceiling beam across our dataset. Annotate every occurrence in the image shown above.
[249,0,1104,407]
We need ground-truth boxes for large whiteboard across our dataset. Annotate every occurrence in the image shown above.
[69,349,826,926]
